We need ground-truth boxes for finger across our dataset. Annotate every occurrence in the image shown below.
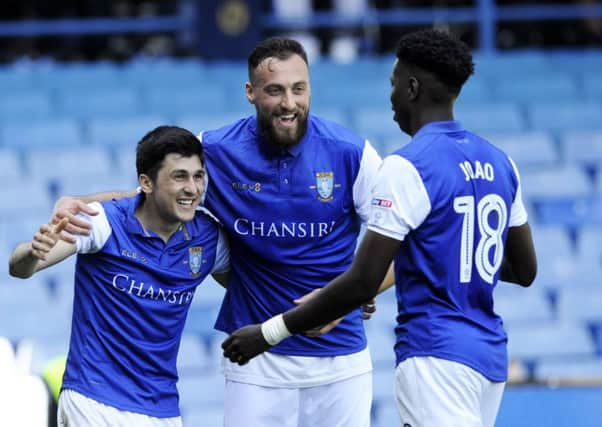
[222,335,234,350]
[64,223,92,236]
[59,232,77,245]
[53,217,70,235]
[63,212,93,231]
[73,200,99,216]
[34,231,56,247]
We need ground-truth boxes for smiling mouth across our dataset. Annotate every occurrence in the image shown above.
[177,199,196,208]
[276,113,297,127]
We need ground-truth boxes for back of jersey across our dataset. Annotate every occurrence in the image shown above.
[389,121,523,382]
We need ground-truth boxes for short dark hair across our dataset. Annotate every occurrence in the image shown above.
[248,37,308,81]
[136,126,204,182]
[395,29,474,93]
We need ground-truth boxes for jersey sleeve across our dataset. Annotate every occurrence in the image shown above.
[367,155,431,241]
[75,202,112,254]
[211,227,230,274]
[352,140,383,223]
[507,156,528,227]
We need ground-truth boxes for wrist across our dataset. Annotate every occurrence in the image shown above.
[261,314,292,346]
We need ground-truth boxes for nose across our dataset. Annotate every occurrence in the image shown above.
[280,90,296,111]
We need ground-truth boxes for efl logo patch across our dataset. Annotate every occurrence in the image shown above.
[372,198,393,208]
[188,247,203,277]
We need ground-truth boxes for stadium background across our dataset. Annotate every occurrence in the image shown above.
[0,0,601,425]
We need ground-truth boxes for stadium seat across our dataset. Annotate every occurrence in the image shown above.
[493,285,554,327]
[454,76,493,105]
[33,62,122,91]
[123,58,207,90]
[487,131,559,171]
[366,329,396,370]
[0,149,23,183]
[534,357,602,384]
[56,87,140,119]
[494,73,578,104]
[182,406,223,427]
[311,79,390,111]
[527,101,602,133]
[142,85,229,117]
[176,112,250,135]
[372,401,400,427]
[528,225,576,288]
[0,118,82,149]
[192,276,226,307]
[561,131,602,167]
[576,226,602,265]
[177,334,210,375]
[87,115,168,147]
[455,103,526,134]
[351,107,403,141]
[535,195,602,227]
[0,67,34,93]
[0,181,53,221]
[521,165,592,200]
[506,322,596,360]
[178,372,224,410]
[556,287,602,322]
[26,146,114,186]
[582,71,602,101]
[0,90,53,121]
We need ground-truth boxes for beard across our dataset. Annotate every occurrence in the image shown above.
[256,108,309,148]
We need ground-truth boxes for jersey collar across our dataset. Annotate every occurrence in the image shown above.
[413,120,464,138]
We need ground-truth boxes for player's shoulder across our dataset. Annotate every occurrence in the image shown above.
[309,114,366,151]
[198,116,255,147]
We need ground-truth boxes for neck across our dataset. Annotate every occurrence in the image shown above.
[410,104,454,136]
[135,201,181,243]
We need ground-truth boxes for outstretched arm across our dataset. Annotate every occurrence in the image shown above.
[9,218,76,278]
[222,231,401,364]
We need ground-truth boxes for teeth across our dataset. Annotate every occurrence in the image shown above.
[178,200,193,206]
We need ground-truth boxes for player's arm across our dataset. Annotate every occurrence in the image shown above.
[222,231,401,362]
[9,219,76,279]
[53,190,134,236]
[500,223,537,287]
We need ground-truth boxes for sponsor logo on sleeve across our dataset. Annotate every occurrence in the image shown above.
[372,198,393,208]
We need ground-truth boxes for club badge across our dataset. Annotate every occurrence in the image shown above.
[189,247,203,277]
[316,172,334,202]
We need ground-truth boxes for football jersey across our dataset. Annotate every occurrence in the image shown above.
[62,194,229,417]
[367,121,527,382]
[200,115,381,356]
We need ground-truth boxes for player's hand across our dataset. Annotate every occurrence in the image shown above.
[294,289,343,337]
[51,196,98,238]
[30,218,70,261]
[361,298,377,320]
[222,324,271,365]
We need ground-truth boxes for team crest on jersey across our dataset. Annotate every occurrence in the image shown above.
[316,172,334,202]
[188,247,203,277]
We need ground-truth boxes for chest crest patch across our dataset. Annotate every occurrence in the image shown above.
[188,247,203,277]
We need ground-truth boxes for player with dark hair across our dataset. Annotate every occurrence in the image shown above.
[51,37,388,427]
[9,126,229,426]
[223,29,537,427]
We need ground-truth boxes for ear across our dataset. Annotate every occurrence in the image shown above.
[245,81,255,104]
[139,174,153,194]
[408,76,419,101]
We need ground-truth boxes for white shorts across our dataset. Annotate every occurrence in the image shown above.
[57,389,183,427]
[224,372,372,427]
[394,357,505,427]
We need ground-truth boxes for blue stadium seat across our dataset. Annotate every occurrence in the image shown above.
[87,115,168,147]
[556,287,602,322]
[455,103,526,134]
[307,108,351,129]
[0,118,82,149]
[506,322,596,360]
[142,86,229,117]
[378,133,412,157]
[527,102,602,133]
[474,52,548,80]
[351,107,402,141]
[0,149,23,183]
[33,62,123,91]
[493,285,553,327]
[582,71,602,101]
[454,76,493,106]
[0,90,53,121]
[372,401,400,427]
[534,357,602,383]
[311,79,390,111]
[521,166,592,201]
[535,195,602,227]
[175,112,250,135]
[366,329,396,370]
[561,131,602,167]
[576,226,602,266]
[182,407,223,427]
[0,67,34,93]
[123,59,207,89]
[192,276,226,307]
[178,373,224,410]
[0,181,53,221]
[528,226,576,288]
[372,368,395,405]
[177,334,210,374]
[494,73,578,104]
[25,146,114,195]
[55,87,139,119]
[487,131,558,171]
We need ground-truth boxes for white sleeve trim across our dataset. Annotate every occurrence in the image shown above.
[75,202,112,254]
[367,155,431,241]
[211,227,230,274]
[507,156,528,227]
[352,140,382,223]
